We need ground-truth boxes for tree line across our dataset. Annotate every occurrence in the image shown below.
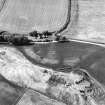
[29,30,52,39]
[0,31,32,45]
[0,30,69,45]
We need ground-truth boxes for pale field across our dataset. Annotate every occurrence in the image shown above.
[0,0,68,33]
[0,0,105,44]
[67,0,105,43]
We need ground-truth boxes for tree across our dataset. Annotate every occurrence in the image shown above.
[38,33,43,39]
[42,31,52,38]
[29,31,38,38]
[61,36,68,42]
[55,35,61,41]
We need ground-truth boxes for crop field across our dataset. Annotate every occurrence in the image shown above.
[0,0,68,33]
[65,0,105,44]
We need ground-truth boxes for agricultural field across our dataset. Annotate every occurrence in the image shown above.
[0,0,104,105]
[0,0,68,33]
[66,0,105,44]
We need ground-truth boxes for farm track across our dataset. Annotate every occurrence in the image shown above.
[55,0,71,35]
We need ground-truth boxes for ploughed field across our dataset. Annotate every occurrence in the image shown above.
[0,0,68,33]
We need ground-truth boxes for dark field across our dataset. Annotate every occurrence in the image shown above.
[0,74,25,105]
[17,41,105,86]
